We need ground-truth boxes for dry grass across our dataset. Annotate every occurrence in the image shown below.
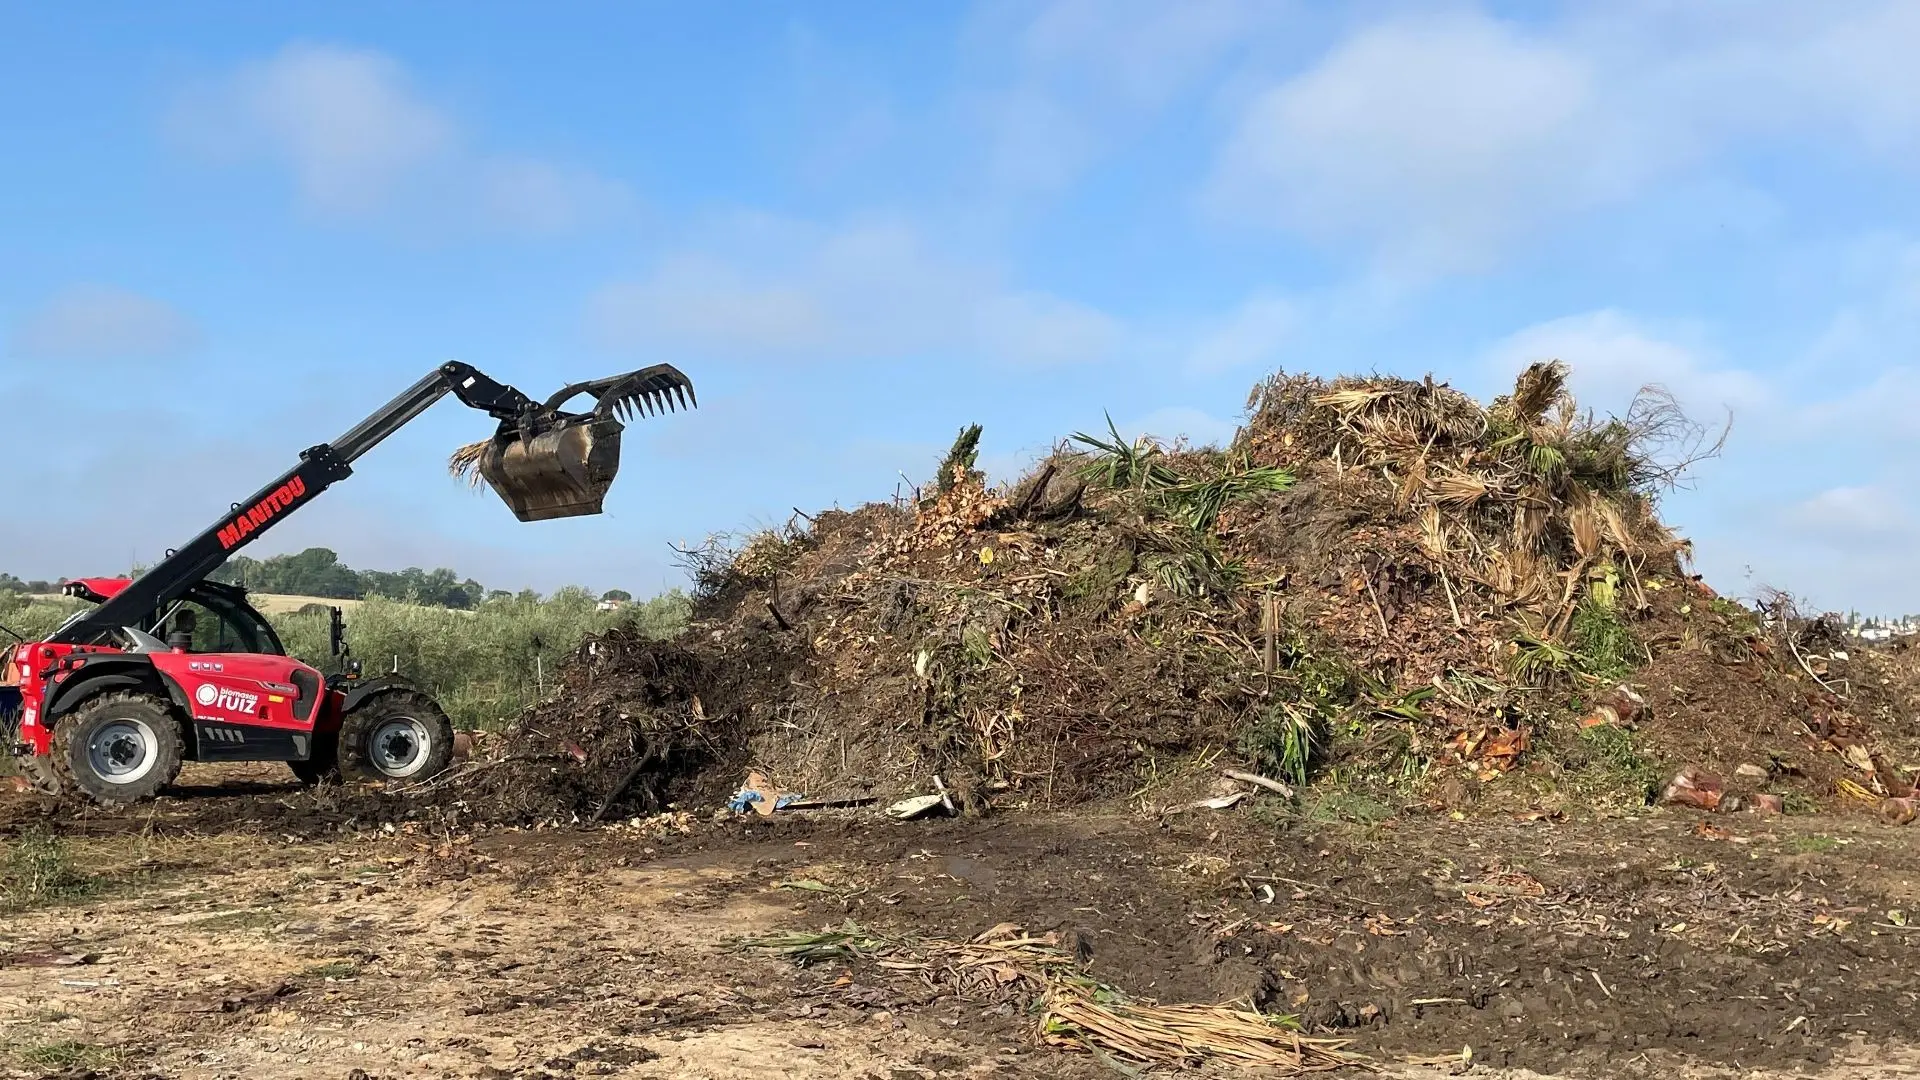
[246,593,367,616]
[743,922,1363,1074]
[1042,988,1358,1072]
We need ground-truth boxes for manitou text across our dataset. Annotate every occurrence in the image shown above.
[217,477,308,550]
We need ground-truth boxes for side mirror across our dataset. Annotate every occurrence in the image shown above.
[328,607,346,657]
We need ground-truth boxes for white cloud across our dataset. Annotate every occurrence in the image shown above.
[170,44,451,215]
[1483,310,1768,420]
[1756,483,1920,610]
[1769,2,1920,158]
[976,292,1122,367]
[588,255,832,356]
[1207,3,1920,271]
[1783,485,1915,544]
[1791,367,1920,442]
[478,158,633,236]
[7,285,200,361]
[169,43,623,233]
[1783,237,1920,440]
[588,220,1121,367]
[963,0,1278,194]
[976,90,1099,193]
[1209,14,1642,273]
[1015,0,1269,106]
[1184,291,1297,374]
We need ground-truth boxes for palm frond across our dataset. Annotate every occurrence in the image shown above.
[1429,470,1491,508]
[1510,360,1570,425]
[448,441,490,487]
[1525,440,1568,479]
[1312,386,1399,417]
[1509,633,1576,685]
[1069,413,1179,492]
[1160,465,1293,531]
[1568,499,1602,560]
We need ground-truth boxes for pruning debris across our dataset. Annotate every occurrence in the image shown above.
[741,922,1362,1074]
[315,360,1920,828]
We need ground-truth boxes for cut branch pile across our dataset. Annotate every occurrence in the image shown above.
[395,358,1919,826]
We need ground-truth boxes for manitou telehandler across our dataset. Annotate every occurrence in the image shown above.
[0,361,694,806]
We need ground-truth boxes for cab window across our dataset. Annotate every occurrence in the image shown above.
[154,593,284,656]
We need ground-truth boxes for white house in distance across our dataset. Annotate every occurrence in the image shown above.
[1848,616,1920,642]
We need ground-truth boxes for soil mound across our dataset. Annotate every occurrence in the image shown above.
[433,362,1919,824]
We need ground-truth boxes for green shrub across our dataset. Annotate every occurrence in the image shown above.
[1566,724,1663,804]
[271,588,690,729]
[0,829,96,912]
[14,1041,122,1070]
[1237,638,1360,786]
[0,593,82,641]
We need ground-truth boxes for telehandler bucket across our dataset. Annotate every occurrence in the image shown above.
[459,364,696,522]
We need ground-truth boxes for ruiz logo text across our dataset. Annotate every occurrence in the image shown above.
[193,683,259,715]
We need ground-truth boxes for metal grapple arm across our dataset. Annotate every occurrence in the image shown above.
[50,361,693,645]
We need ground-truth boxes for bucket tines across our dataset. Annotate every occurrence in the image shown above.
[477,364,695,522]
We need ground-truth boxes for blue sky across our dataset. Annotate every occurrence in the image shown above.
[2,1,1917,612]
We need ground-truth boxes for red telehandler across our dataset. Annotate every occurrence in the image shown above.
[0,361,694,806]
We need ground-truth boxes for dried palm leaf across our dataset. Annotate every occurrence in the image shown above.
[1313,386,1399,418]
[1354,409,1422,443]
[448,440,490,487]
[1428,392,1492,443]
[1480,551,1517,595]
[1512,498,1550,556]
[1568,497,1602,560]
[1476,551,1550,606]
[1595,496,1638,554]
[1430,470,1491,509]
[1510,551,1556,605]
[1418,506,1449,558]
[747,923,1366,1074]
[1397,456,1430,509]
[1042,986,1359,1072]
[1510,360,1570,425]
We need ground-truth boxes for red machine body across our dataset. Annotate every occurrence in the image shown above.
[8,635,339,760]
[2,576,437,803]
[0,360,694,805]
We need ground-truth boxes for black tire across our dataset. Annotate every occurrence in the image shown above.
[338,690,454,785]
[18,753,61,797]
[52,691,186,806]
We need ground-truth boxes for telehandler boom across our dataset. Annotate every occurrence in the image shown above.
[1,361,693,805]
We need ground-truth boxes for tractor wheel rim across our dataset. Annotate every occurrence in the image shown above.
[88,718,159,785]
[370,717,432,778]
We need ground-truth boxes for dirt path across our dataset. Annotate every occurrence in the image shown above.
[3,784,1920,1078]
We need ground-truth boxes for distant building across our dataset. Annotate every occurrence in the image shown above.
[1846,614,1919,641]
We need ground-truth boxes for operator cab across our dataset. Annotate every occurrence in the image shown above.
[149,582,286,656]
[58,577,288,657]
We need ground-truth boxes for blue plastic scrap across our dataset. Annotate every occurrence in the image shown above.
[728,788,804,814]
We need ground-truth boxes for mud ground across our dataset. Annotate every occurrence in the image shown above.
[3,767,1919,1080]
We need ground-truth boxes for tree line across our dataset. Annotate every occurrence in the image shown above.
[5,547,639,611]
